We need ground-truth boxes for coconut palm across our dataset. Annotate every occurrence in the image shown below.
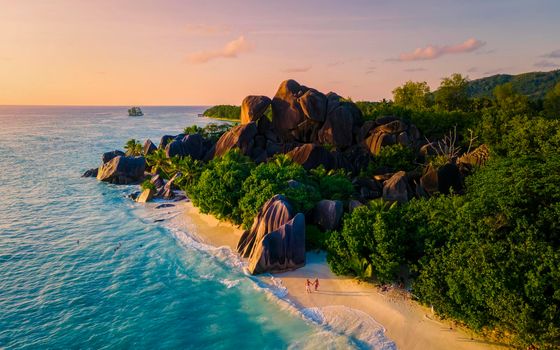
[146,148,170,176]
[124,139,143,156]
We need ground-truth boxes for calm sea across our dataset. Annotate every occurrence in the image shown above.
[0,106,391,349]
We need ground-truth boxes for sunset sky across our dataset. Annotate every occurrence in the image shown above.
[1,0,559,106]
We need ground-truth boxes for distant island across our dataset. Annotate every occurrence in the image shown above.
[85,70,560,350]
[128,107,143,116]
[202,104,240,120]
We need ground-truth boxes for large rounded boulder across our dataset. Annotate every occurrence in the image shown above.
[207,122,258,160]
[382,171,409,204]
[96,156,146,184]
[313,200,343,231]
[237,195,306,275]
[102,150,125,164]
[362,116,419,155]
[247,213,306,274]
[165,133,206,160]
[143,139,157,156]
[299,89,327,122]
[271,80,308,141]
[318,105,355,148]
[286,144,335,170]
[237,194,295,258]
[420,163,463,195]
[241,96,271,125]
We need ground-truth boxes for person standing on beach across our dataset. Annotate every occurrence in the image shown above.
[306,279,311,293]
[314,278,319,291]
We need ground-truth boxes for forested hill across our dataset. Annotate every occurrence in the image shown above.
[467,69,560,99]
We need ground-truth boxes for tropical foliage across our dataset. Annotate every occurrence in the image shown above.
[203,105,241,120]
[124,138,143,156]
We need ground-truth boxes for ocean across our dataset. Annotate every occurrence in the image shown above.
[0,106,392,349]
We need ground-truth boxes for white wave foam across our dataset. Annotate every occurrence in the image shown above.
[220,278,241,289]
[301,306,396,350]
[140,201,396,350]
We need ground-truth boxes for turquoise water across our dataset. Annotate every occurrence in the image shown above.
[0,106,366,349]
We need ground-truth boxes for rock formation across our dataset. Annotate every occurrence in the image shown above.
[286,144,335,170]
[313,199,343,231]
[82,168,98,178]
[240,96,271,125]
[420,163,463,195]
[362,117,420,155]
[382,171,410,204]
[166,133,206,160]
[96,156,146,184]
[207,122,258,160]
[102,150,125,164]
[143,139,157,156]
[237,195,305,274]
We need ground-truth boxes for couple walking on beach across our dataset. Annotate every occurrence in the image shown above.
[306,278,319,293]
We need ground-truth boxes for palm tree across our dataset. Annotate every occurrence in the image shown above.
[124,139,142,156]
[146,149,170,176]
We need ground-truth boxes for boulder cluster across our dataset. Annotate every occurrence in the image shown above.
[84,79,490,275]
[210,80,380,173]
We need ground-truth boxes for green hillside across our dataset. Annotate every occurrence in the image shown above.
[467,69,560,99]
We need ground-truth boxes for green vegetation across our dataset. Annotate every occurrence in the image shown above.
[184,123,233,142]
[467,69,560,100]
[366,144,416,173]
[203,105,241,120]
[140,178,156,191]
[124,138,143,156]
[238,154,320,228]
[188,149,254,223]
[130,71,560,348]
[544,81,560,118]
[337,73,560,348]
[392,81,431,110]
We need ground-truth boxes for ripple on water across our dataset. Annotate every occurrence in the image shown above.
[0,107,392,350]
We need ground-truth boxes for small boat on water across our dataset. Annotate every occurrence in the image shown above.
[197,113,205,118]
[128,107,143,116]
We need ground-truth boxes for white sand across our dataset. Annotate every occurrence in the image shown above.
[169,201,508,350]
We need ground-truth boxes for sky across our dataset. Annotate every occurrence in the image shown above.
[0,0,559,106]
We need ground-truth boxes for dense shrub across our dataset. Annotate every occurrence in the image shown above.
[184,123,233,142]
[326,200,408,283]
[238,155,320,228]
[414,157,560,347]
[306,224,330,251]
[189,150,255,223]
[310,167,354,201]
[365,144,416,173]
[203,105,240,120]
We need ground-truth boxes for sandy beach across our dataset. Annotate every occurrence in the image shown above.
[169,201,509,350]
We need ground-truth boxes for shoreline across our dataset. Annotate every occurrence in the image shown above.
[165,200,507,350]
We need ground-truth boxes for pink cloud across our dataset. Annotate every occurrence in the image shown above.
[281,65,312,73]
[397,38,486,61]
[187,36,254,64]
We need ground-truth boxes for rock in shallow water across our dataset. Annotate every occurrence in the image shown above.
[82,168,98,178]
[96,156,146,185]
